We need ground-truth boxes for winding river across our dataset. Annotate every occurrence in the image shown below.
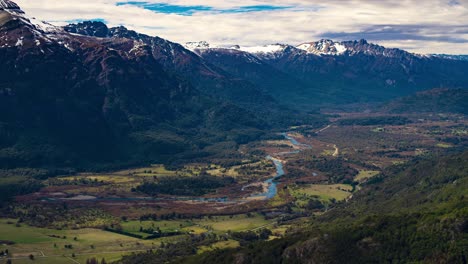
[45,132,309,203]
[252,132,311,199]
[262,156,284,199]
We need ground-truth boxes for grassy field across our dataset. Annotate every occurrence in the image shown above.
[116,165,179,177]
[57,175,135,184]
[0,175,24,185]
[194,214,271,233]
[0,219,158,263]
[355,170,380,182]
[436,143,453,148]
[206,160,273,180]
[291,184,353,203]
[197,240,240,254]
[62,161,273,183]
[120,220,201,238]
[117,214,273,237]
[7,252,130,264]
[0,213,275,263]
[207,165,240,177]
[321,148,335,156]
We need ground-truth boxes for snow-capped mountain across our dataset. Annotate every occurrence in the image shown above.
[0,0,21,11]
[0,0,271,169]
[235,44,288,54]
[3,0,468,108]
[297,39,347,56]
[184,42,289,57]
[184,39,424,61]
[187,38,468,106]
[184,41,212,51]
[0,0,60,33]
[294,39,413,57]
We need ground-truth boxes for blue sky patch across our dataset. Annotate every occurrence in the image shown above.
[220,5,292,13]
[448,0,461,6]
[117,2,212,15]
[116,2,292,15]
[66,18,108,24]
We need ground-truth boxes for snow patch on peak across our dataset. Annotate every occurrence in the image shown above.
[296,43,311,51]
[297,39,348,56]
[15,37,23,46]
[238,44,286,54]
[30,17,61,33]
[185,41,212,51]
[184,42,288,56]
[334,43,347,54]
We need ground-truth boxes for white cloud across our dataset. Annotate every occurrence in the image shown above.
[14,0,468,54]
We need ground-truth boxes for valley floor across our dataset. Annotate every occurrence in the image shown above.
[1,111,467,263]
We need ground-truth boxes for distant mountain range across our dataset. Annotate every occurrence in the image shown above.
[431,54,468,61]
[186,40,468,108]
[1,0,467,170]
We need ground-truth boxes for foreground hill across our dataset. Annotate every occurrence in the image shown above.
[173,151,468,264]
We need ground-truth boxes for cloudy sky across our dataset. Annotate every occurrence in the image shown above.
[15,0,468,54]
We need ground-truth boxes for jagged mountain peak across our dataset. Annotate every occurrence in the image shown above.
[185,41,211,51]
[63,21,148,41]
[184,41,290,55]
[0,0,64,50]
[294,38,418,58]
[297,39,348,56]
[183,38,417,59]
[64,21,110,38]
[0,0,61,34]
[0,0,22,13]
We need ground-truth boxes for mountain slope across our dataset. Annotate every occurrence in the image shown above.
[63,21,275,108]
[382,88,468,114]
[0,2,267,170]
[190,46,311,104]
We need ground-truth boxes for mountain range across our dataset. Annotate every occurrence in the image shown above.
[0,1,272,170]
[186,40,468,107]
[1,0,467,170]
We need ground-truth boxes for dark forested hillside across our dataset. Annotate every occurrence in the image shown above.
[382,88,468,114]
[0,7,271,171]
[64,21,275,109]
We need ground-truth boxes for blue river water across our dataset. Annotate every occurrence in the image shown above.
[263,156,284,199]
[281,132,300,145]
[254,132,311,199]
